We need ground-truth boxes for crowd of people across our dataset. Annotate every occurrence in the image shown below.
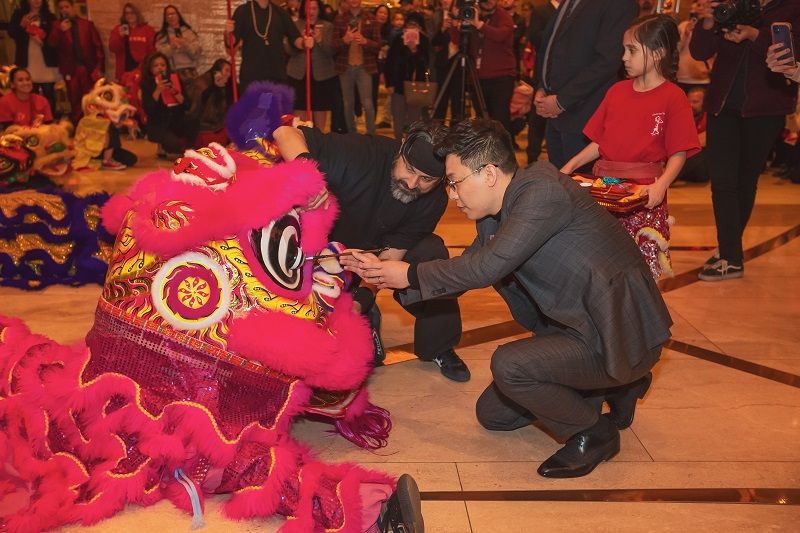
[2,0,232,164]
[1,0,799,270]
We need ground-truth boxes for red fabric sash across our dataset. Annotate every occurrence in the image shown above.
[592,160,662,185]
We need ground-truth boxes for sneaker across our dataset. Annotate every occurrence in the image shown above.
[378,474,424,533]
[698,259,743,281]
[432,349,470,382]
[101,159,127,171]
[703,249,720,267]
[376,121,392,129]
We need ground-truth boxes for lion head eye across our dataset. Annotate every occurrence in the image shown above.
[249,209,304,291]
[102,90,114,102]
[24,136,39,148]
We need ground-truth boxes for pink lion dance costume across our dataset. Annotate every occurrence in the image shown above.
[0,142,398,532]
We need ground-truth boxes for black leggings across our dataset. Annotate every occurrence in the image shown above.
[107,126,138,166]
[706,109,783,264]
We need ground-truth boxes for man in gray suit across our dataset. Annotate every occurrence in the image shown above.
[343,119,672,478]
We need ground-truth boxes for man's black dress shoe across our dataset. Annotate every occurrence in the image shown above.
[605,372,653,430]
[537,415,620,478]
[379,474,425,533]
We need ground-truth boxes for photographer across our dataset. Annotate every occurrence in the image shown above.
[451,0,517,134]
[690,0,800,281]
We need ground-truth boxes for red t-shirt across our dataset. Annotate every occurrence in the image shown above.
[584,79,700,163]
[0,92,54,127]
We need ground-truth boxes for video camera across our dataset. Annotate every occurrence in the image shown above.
[713,0,762,29]
[457,0,478,26]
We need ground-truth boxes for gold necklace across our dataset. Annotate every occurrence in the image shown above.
[251,0,273,45]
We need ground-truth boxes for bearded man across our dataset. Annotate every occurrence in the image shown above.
[274,121,470,382]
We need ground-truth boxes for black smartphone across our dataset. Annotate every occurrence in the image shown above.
[771,22,796,64]
[348,19,358,31]
[174,27,182,38]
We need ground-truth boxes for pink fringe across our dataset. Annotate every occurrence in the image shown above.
[313,388,392,450]
[227,297,373,391]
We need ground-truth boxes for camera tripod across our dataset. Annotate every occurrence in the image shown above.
[431,27,489,123]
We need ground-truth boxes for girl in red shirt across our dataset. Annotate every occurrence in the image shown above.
[561,15,700,279]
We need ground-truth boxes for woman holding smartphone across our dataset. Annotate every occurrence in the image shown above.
[141,52,188,158]
[155,5,202,86]
[690,0,800,281]
[108,3,155,82]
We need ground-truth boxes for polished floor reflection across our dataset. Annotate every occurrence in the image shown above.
[2,140,799,532]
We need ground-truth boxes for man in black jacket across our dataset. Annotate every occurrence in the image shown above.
[534,0,637,168]
[274,121,471,383]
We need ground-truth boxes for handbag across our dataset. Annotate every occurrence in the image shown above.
[404,70,437,108]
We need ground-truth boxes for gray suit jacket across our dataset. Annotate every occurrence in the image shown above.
[413,162,672,383]
[286,20,337,81]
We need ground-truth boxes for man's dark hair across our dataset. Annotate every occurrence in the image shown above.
[435,119,518,175]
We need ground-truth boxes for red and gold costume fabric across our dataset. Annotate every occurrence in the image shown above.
[0,143,391,532]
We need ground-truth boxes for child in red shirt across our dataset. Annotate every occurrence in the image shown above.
[561,15,700,279]
[0,67,53,128]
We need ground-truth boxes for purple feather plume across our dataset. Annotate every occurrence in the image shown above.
[225,81,295,151]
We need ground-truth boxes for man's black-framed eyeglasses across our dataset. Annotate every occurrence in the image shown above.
[445,163,492,192]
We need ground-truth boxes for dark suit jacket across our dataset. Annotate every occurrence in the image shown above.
[412,162,672,383]
[535,0,637,132]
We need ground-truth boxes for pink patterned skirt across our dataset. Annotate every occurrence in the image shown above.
[592,160,673,279]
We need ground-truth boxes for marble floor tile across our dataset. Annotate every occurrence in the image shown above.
[465,501,800,533]
[634,357,800,462]
[664,296,800,360]
[60,495,285,532]
[456,461,800,491]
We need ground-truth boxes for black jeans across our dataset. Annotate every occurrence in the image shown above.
[526,112,547,165]
[107,126,138,167]
[392,234,462,360]
[433,64,465,123]
[706,109,783,264]
[478,75,515,135]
